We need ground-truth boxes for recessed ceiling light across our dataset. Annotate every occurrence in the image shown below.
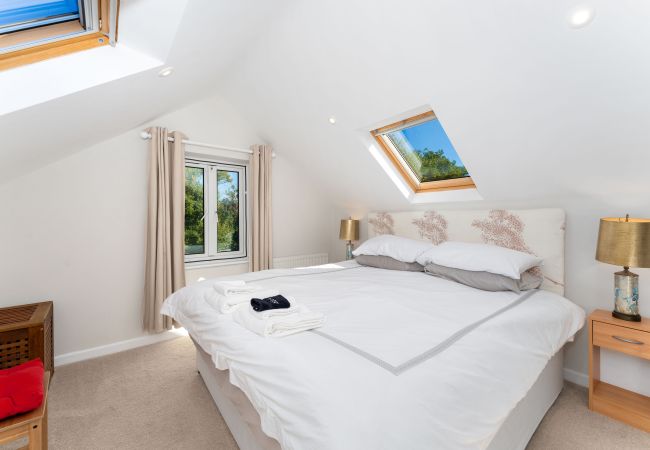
[328,116,336,124]
[158,66,174,77]
[568,6,595,28]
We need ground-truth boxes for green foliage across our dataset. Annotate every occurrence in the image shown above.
[389,133,468,182]
[185,167,205,254]
[184,168,241,255]
[217,171,239,252]
[409,148,468,182]
[217,170,232,184]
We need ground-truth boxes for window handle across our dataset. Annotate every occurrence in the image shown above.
[612,335,644,345]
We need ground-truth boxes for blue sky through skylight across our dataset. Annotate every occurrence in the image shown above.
[400,119,462,166]
[0,0,79,28]
[384,115,469,183]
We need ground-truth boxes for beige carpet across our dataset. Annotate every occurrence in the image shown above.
[528,380,650,449]
[47,336,237,450]
[18,336,650,449]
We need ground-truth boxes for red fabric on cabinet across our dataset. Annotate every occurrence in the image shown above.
[0,358,44,420]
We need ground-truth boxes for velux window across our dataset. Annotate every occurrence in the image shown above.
[0,0,118,71]
[1,0,81,33]
[185,160,247,263]
[371,111,474,193]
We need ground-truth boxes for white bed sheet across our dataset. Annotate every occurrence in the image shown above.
[162,261,584,450]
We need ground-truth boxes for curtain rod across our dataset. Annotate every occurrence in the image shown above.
[139,131,276,157]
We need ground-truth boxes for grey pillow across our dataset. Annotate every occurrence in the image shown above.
[424,263,542,293]
[355,255,424,272]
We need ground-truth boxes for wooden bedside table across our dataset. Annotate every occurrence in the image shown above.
[588,309,650,431]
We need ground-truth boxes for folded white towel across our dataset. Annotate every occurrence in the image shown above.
[213,289,280,314]
[256,306,298,319]
[213,280,261,297]
[233,304,325,337]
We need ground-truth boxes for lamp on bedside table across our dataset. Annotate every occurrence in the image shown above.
[339,217,359,260]
[596,215,650,322]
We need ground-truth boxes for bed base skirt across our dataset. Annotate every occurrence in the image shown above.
[195,341,281,450]
[194,340,564,450]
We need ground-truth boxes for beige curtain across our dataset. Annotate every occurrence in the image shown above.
[249,145,273,271]
[143,127,187,332]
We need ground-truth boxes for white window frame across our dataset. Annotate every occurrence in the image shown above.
[378,133,422,186]
[184,158,247,264]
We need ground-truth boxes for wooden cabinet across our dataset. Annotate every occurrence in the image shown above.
[0,301,53,375]
[589,309,650,432]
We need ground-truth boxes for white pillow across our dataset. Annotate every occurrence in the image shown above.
[353,235,433,263]
[415,241,543,280]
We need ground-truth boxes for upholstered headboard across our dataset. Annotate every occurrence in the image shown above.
[367,208,566,295]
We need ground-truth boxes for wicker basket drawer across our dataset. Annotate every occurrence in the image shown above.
[0,301,53,374]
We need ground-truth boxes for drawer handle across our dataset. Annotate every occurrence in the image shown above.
[612,335,645,345]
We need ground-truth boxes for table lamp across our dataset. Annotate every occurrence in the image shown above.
[339,217,359,260]
[596,215,650,322]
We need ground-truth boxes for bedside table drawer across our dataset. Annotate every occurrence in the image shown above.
[593,321,650,359]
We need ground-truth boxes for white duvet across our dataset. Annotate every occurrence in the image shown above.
[161,261,584,450]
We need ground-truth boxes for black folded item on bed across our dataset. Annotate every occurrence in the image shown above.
[251,295,291,312]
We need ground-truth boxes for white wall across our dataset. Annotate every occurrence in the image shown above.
[0,94,333,358]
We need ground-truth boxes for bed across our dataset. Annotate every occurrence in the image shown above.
[162,208,585,450]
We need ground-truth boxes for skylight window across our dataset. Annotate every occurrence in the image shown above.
[0,0,118,71]
[371,111,474,193]
[1,1,81,34]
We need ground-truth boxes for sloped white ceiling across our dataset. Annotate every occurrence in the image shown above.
[3,0,650,209]
[217,0,650,210]
[0,0,293,183]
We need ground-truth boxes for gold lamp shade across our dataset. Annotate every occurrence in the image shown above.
[339,218,360,241]
[596,217,650,268]
[596,215,650,322]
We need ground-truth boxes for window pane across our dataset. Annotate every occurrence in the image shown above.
[386,119,469,183]
[217,170,240,253]
[0,0,80,34]
[185,167,205,255]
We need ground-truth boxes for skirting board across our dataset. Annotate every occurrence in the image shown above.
[54,328,187,367]
[564,367,589,387]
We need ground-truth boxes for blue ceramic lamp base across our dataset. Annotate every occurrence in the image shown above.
[345,241,354,260]
[612,268,641,322]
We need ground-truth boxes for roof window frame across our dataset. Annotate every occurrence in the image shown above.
[0,0,119,71]
[370,110,476,193]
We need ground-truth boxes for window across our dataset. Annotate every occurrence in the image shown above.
[185,159,247,263]
[0,0,118,71]
[1,1,81,34]
[371,111,474,193]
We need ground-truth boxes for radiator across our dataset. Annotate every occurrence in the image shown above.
[272,253,329,269]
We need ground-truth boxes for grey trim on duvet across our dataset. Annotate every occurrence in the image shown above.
[312,289,540,375]
[241,265,537,374]
[245,265,364,283]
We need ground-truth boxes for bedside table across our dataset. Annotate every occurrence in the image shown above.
[588,309,650,431]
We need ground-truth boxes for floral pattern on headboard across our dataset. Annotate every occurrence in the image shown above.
[471,210,532,254]
[369,212,395,235]
[471,210,565,287]
[366,208,566,295]
[412,211,448,245]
